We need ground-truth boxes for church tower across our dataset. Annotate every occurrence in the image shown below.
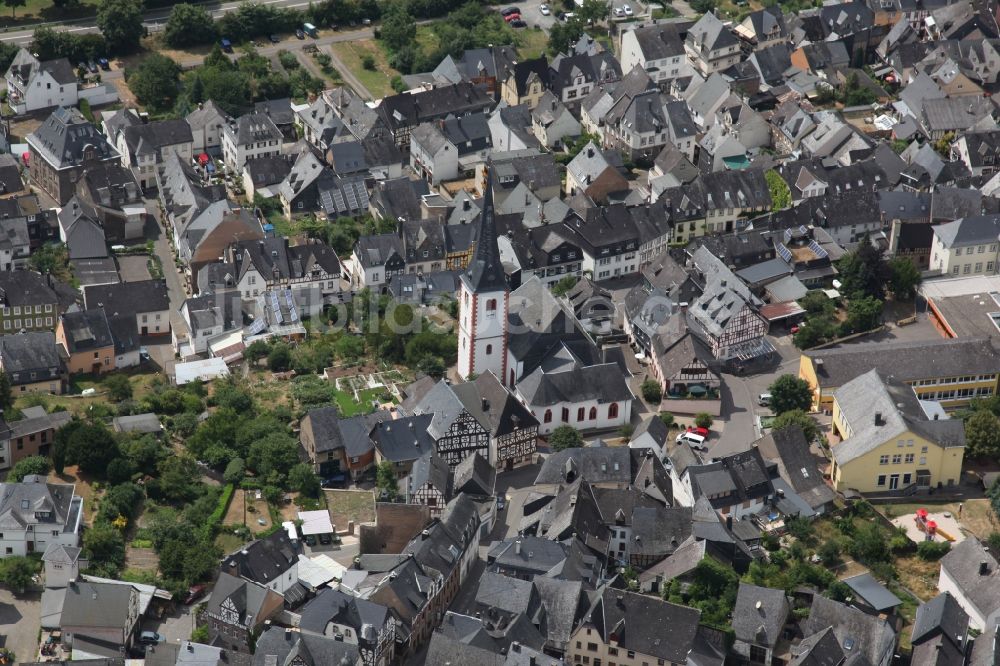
[457,170,509,382]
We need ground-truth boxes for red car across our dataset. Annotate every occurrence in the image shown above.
[184,584,207,605]
[503,12,521,21]
[687,426,710,438]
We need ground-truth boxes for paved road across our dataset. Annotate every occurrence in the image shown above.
[142,205,186,374]
[0,0,314,46]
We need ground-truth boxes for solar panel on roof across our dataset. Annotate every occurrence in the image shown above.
[248,318,266,335]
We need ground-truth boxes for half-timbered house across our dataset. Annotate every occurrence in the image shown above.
[403,451,451,515]
[453,371,539,470]
[203,572,284,653]
[407,379,491,466]
[685,246,771,367]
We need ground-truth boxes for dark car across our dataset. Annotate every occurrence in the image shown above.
[184,584,207,605]
[556,10,566,19]
[86,61,98,73]
[295,28,305,39]
[510,18,527,26]
[304,533,317,546]
[220,38,233,52]
[322,473,348,489]
[319,533,332,545]
[98,58,110,70]
[269,34,280,43]
[500,6,521,15]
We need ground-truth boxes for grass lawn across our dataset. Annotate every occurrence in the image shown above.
[17,369,163,417]
[0,0,98,28]
[215,530,248,555]
[329,40,398,99]
[325,489,375,531]
[518,27,550,59]
[333,387,389,417]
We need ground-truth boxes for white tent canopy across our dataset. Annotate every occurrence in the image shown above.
[298,509,334,535]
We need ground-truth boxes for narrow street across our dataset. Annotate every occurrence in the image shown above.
[143,204,188,375]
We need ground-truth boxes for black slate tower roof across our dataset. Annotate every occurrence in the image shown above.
[462,168,507,293]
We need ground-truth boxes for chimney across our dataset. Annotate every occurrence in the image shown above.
[981,561,990,575]
[482,398,489,411]
[187,644,195,653]
[515,539,521,555]
[874,412,882,426]
[285,629,292,640]
[587,147,595,158]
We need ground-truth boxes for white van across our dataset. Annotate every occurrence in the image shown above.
[758,393,772,407]
[675,431,706,449]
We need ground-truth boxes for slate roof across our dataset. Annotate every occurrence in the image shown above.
[940,537,1000,621]
[462,173,506,292]
[586,586,700,662]
[298,587,390,636]
[83,280,169,317]
[733,583,789,648]
[60,309,113,353]
[0,331,63,379]
[121,119,193,162]
[0,271,59,308]
[757,425,835,511]
[60,580,135,629]
[688,11,739,53]
[452,452,496,496]
[934,214,1000,248]
[801,595,897,666]
[0,475,75,532]
[222,529,297,587]
[204,572,274,627]
[112,413,162,434]
[28,107,118,170]
[354,233,404,269]
[251,625,360,666]
[517,359,633,407]
[303,406,388,458]
[804,337,1000,388]
[371,414,436,463]
[377,83,493,132]
[406,451,450,499]
[832,370,966,466]
[227,111,282,145]
[629,21,691,61]
[535,447,632,485]
[911,592,969,646]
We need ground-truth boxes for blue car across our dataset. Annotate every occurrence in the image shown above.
[220,38,233,52]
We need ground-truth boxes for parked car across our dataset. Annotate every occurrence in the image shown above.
[184,584,207,605]
[687,426,710,438]
[295,28,305,39]
[500,6,521,15]
[758,393,772,407]
[140,632,165,646]
[613,6,623,15]
[319,533,332,545]
[322,473,347,488]
[220,38,233,52]
[510,18,527,26]
[86,61,98,73]
[675,431,706,449]
[98,58,110,70]
[497,496,506,510]
[623,3,633,14]
[556,10,566,19]
[503,12,521,22]
[304,533,317,546]
[269,34,280,43]
[539,3,550,14]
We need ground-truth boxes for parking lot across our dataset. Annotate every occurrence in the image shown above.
[495,3,557,30]
[141,603,197,647]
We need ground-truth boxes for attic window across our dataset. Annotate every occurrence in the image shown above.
[20,500,28,510]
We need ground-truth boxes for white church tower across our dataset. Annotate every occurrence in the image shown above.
[457,170,509,382]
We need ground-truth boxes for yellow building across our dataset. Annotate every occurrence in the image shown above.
[829,369,965,494]
[799,337,1000,412]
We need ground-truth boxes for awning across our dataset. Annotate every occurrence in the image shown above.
[298,509,334,535]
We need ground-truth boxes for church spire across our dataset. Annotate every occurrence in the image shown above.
[463,167,507,293]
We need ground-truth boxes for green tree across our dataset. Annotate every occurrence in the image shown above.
[765,169,791,211]
[380,3,416,52]
[547,18,585,55]
[3,0,26,19]
[844,295,883,333]
[83,523,125,571]
[0,556,35,593]
[97,0,146,54]
[268,342,292,371]
[849,523,890,564]
[376,460,398,500]
[793,315,836,349]
[0,371,12,412]
[817,539,841,567]
[659,412,675,429]
[768,374,813,414]
[549,425,583,451]
[641,380,662,404]
[244,340,270,362]
[55,420,119,477]
[164,3,217,48]
[223,457,246,485]
[247,434,299,481]
[288,463,321,497]
[126,53,181,112]
[156,455,202,503]
[837,236,890,301]
[800,291,834,316]
[8,456,50,482]
[966,409,1000,458]
[576,0,609,22]
[889,256,922,300]
[103,374,133,402]
[771,410,821,443]
[694,413,713,429]
[551,275,578,297]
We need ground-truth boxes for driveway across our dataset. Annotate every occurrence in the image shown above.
[142,603,196,647]
[0,588,40,663]
[118,254,153,282]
